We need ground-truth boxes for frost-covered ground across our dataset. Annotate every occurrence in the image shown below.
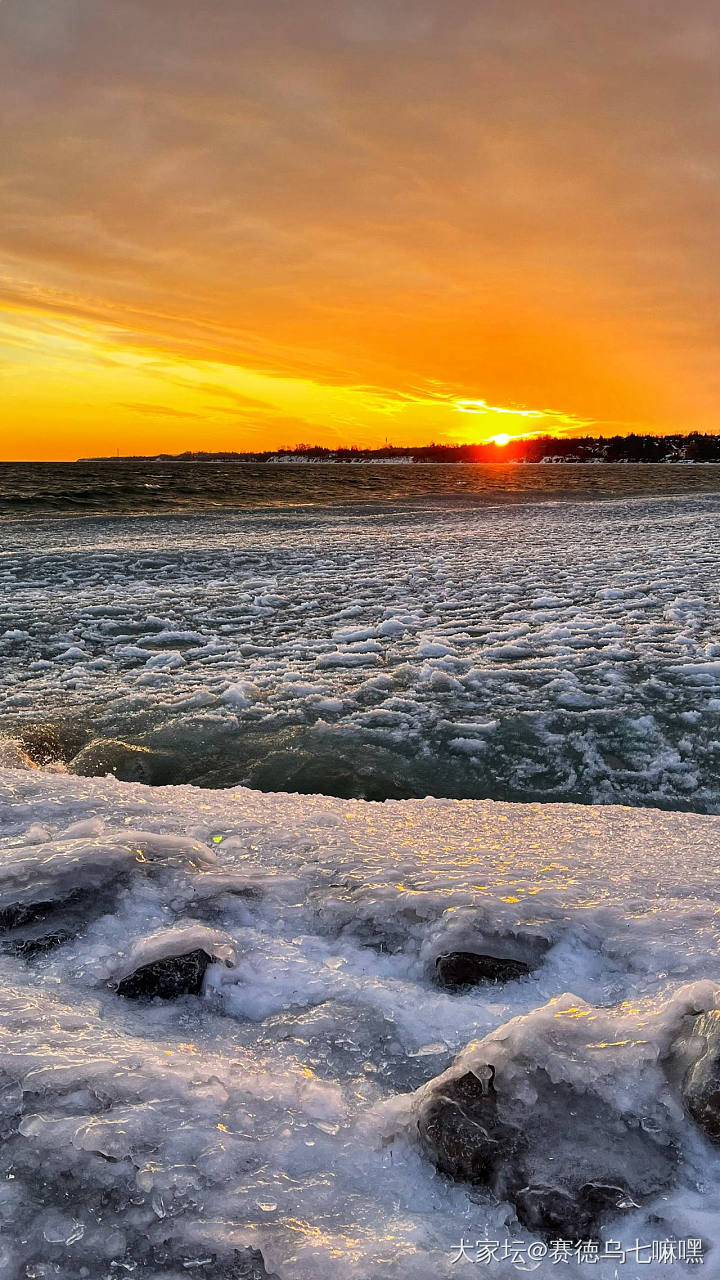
[1,767,720,1278]
[2,494,720,808]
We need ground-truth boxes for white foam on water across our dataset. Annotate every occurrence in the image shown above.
[1,495,720,806]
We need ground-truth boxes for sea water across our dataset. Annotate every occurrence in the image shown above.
[1,463,719,810]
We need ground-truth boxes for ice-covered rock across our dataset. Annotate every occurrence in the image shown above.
[111,925,236,1000]
[84,1245,280,1278]
[0,839,136,931]
[412,993,686,1236]
[3,770,720,1276]
[0,839,138,958]
[678,1009,720,1141]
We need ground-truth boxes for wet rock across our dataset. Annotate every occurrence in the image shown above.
[513,1178,638,1241]
[70,738,175,784]
[415,1023,677,1237]
[418,1066,521,1185]
[680,1009,720,1140]
[434,951,532,989]
[116,947,215,999]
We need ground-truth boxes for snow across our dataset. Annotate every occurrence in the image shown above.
[2,495,719,808]
[1,766,720,1277]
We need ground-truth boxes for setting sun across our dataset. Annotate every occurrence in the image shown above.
[493,433,512,447]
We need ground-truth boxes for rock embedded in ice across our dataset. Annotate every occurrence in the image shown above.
[434,951,532,989]
[112,925,236,1000]
[2,914,78,957]
[116,947,218,999]
[0,840,136,942]
[680,1009,720,1141]
[92,1245,280,1278]
[414,1001,679,1237]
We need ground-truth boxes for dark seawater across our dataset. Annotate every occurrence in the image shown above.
[3,459,720,517]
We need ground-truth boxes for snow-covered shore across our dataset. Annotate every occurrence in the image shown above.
[2,767,720,1277]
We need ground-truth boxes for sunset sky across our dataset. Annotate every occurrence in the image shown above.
[1,0,719,460]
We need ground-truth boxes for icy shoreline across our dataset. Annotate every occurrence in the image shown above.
[2,767,720,1277]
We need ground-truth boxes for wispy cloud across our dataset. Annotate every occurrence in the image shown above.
[1,0,719,455]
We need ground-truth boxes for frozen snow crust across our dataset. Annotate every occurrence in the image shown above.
[2,768,720,1277]
[2,494,720,809]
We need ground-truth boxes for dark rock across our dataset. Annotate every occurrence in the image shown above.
[0,897,59,930]
[435,951,532,989]
[0,884,108,933]
[1,919,76,957]
[514,1180,634,1240]
[680,1009,720,1140]
[418,1067,522,1186]
[416,1056,676,1237]
[116,948,216,999]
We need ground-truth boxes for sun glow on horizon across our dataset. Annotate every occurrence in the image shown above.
[0,303,596,460]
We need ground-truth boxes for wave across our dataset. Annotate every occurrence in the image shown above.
[4,460,720,518]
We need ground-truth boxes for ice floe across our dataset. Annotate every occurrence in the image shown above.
[1,494,720,808]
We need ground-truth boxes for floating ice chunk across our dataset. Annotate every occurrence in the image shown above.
[144,650,186,669]
[416,639,455,658]
[316,652,381,668]
[222,680,262,707]
[448,737,487,756]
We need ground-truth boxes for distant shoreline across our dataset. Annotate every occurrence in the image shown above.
[75,456,720,466]
[76,431,720,466]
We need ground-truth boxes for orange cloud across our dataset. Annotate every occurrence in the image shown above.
[0,1,719,458]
